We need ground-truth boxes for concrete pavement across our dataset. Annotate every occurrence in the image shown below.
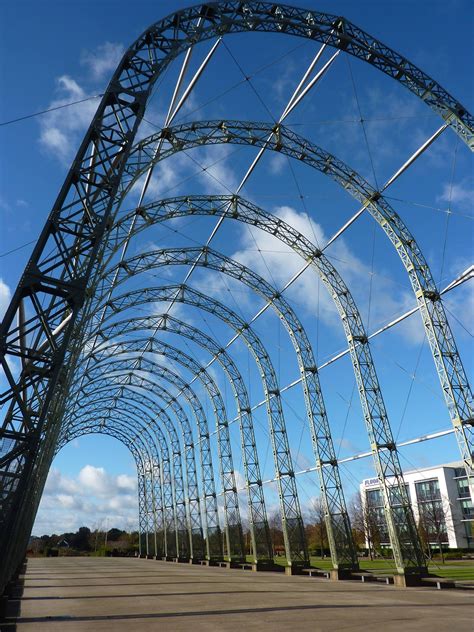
[2,557,473,631]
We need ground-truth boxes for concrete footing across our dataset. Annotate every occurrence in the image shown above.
[284,565,306,576]
[393,573,424,588]
[330,569,356,581]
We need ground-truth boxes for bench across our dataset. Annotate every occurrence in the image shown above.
[238,563,254,571]
[301,568,330,579]
[421,577,456,590]
[353,572,393,585]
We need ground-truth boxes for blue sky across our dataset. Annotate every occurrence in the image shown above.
[0,0,472,535]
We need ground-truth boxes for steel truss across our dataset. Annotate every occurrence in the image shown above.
[88,244,424,570]
[58,422,161,557]
[71,339,245,562]
[71,317,274,563]
[115,120,472,488]
[66,390,190,560]
[77,287,309,566]
[92,193,430,571]
[1,1,472,591]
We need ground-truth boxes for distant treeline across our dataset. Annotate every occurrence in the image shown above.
[28,526,139,557]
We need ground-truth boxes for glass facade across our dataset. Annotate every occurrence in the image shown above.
[365,485,411,545]
[362,465,474,549]
[415,479,448,545]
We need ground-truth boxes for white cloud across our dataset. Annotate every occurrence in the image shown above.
[81,42,124,81]
[39,75,99,163]
[34,465,138,535]
[0,278,11,319]
[437,179,474,211]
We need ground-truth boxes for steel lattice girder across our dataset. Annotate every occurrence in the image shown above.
[67,374,206,558]
[69,339,246,562]
[72,288,309,566]
[88,253,360,568]
[88,193,431,570]
[67,386,193,560]
[112,120,472,482]
[71,315,273,562]
[1,1,472,591]
[58,423,161,557]
[67,402,174,557]
[64,397,185,559]
[89,239,425,570]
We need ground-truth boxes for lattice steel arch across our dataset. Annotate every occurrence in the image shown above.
[58,422,161,557]
[70,318,273,563]
[93,193,430,571]
[68,336,246,562]
[65,399,175,557]
[1,1,472,590]
[115,120,473,486]
[79,354,221,559]
[92,250,360,570]
[67,385,193,559]
[64,376,203,559]
[63,395,183,559]
[75,285,309,566]
[91,240,425,571]
[71,371,205,559]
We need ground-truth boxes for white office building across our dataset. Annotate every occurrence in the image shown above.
[360,462,473,550]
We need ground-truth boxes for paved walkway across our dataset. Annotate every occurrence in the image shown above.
[3,557,473,631]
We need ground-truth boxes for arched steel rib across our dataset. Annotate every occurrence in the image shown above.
[66,386,191,559]
[59,423,160,557]
[97,194,428,569]
[92,239,425,571]
[70,316,273,563]
[75,289,309,566]
[71,358,221,560]
[68,338,246,562]
[63,400,175,558]
[114,121,472,486]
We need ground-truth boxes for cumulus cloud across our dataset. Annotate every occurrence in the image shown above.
[34,465,138,535]
[437,179,474,211]
[81,42,124,81]
[0,278,11,320]
[39,75,99,163]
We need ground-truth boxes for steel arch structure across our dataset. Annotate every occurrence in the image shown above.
[72,293,310,567]
[86,240,427,571]
[70,317,274,563]
[57,424,162,557]
[115,120,473,474]
[68,390,192,559]
[85,193,433,570]
[1,1,472,593]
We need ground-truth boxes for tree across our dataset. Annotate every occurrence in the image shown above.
[70,526,91,551]
[268,511,284,555]
[306,498,328,557]
[417,496,452,563]
[349,492,382,559]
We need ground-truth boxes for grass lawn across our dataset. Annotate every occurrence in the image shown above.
[248,555,474,581]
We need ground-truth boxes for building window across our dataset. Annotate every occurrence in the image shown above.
[456,478,471,499]
[415,478,441,503]
[460,499,474,520]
